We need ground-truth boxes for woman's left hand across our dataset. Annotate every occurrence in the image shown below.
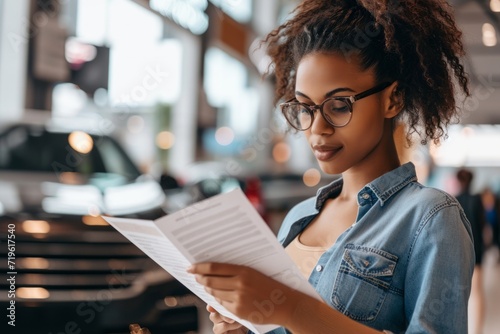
[187,263,296,325]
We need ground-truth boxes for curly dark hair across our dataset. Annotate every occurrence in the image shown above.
[264,0,470,144]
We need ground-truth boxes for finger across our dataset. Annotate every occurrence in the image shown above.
[211,310,236,323]
[129,324,141,334]
[220,314,236,324]
[209,311,222,323]
[209,310,235,323]
[213,320,243,333]
[205,287,238,303]
[195,274,239,290]
[207,304,236,324]
[187,262,244,276]
[209,310,224,323]
[129,324,151,334]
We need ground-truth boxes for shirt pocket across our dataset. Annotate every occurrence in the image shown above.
[331,244,398,322]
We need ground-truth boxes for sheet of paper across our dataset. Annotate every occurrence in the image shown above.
[104,188,321,334]
[101,216,261,331]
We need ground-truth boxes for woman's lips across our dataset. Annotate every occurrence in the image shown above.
[312,146,343,161]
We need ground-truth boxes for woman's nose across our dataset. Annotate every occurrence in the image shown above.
[310,108,334,135]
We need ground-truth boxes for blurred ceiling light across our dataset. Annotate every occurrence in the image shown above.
[482,23,497,47]
[82,215,109,226]
[19,257,49,270]
[156,131,175,150]
[68,131,94,154]
[127,115,145,134]
[272,142,291,163]
[303,168,321,187]
[491,0,500,12]
[22,220,50,234]
[17,287,50,300]
[215,127,235,146]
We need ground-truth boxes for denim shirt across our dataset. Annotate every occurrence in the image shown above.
[259,162,474,334]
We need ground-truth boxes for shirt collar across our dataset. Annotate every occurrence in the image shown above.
[315,162,418,210]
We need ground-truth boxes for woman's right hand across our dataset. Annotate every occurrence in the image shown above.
[206,305,248,334]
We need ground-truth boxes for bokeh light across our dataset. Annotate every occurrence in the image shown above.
[303,168,321,187]
[17,287,50,300]
[272,142,291,163]
[156,131,175,150]
[22,220,50,234]
[68,131,94,154]
[127,115,145,134]
[215,127,235,146]
[482,23,497,47]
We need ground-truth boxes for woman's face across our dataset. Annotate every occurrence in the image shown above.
[295,52,393,175]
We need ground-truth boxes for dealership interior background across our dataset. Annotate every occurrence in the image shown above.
[0,0,500,333]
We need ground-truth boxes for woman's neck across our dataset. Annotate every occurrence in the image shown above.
[338,132,401,202]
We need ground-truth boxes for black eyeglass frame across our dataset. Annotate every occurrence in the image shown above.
[280,81,394,131]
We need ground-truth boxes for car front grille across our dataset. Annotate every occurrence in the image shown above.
[0,216,199,333]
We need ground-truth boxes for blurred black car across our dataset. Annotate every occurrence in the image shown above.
[0,123,199,334]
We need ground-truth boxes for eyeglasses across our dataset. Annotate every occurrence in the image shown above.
[279,82,393,131]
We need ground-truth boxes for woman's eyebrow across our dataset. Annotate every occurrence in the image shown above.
[325,87,355,98]
[295,87,356,100]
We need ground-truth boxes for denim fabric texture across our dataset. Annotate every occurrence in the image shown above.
[254,162,474,334]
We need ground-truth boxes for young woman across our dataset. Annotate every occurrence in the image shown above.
[188,0,474,333]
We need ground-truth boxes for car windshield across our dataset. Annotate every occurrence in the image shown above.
[0,125,141,179]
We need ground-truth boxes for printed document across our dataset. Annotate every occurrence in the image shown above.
[103,187,321,334]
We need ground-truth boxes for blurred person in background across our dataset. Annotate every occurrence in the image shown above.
[189,0,474,333]
[455,169,486,334]
[481,187,500,258]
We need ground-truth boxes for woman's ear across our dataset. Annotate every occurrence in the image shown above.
[383,82,403,119]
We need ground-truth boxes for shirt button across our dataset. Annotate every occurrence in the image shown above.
[362,193,370,200]
[315,265,323,272]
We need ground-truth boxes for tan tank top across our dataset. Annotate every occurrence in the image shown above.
[285,233,328,279]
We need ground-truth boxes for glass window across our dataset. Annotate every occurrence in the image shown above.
[204,47,259,136]
[150,0,209,35]
[430,124,500,167]
[211,0,253,23]
[0,2,3,41]
[76,0,109,45]
[72,0,183,108]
